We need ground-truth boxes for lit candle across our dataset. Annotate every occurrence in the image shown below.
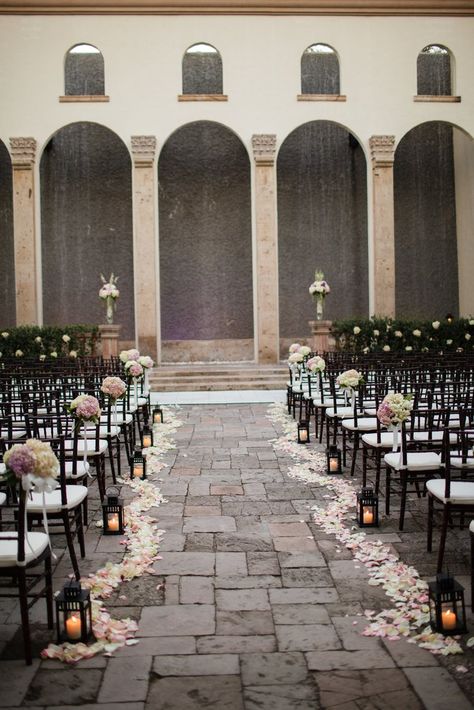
[153,413,161,424]
[299,430,308,442]
[65,613,82,640]
[107,513,119,532]
[441,609,457,630]
[362,507,374,525]
[143,435,152,448]
[133,465,143,478]
[329,458,339,472]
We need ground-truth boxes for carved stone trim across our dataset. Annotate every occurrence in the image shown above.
[369,135,395,167]
[252,134,277,166]
[9,137,36,169]
[131,135,157,167]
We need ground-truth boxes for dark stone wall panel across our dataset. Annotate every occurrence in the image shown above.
[40,122,134,337]
[394,121,458,318]
[159,121,253,341]
[0,140,15,327]
[277,121,369,338]
[301,51,340,94]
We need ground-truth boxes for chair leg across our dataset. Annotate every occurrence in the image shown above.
[385,466,391,515]
[45,554,54,628]
[350,433,359,477]
[76,507,86,559]
[62,511,80,581]
[319,409,325,443]
[427,494,434,552]
[399,471,408,531]
[107,436,117,485]
[18,570,32,665]
[436,505,450,573]
[470,530,474,613]
[375,451,382,494]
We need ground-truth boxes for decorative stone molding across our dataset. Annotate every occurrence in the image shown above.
[131,135,157,167]
[297,94,347,101]
[252,134,277,166]
[9,137,36,169]
[369,135,395,168]
[178,94,228,101]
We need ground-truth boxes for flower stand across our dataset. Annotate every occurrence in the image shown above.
[308,319,335,353]
[98,324,122,359]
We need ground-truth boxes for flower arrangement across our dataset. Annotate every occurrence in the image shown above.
[288,352,304,365]
[289,343,302,354]
[2,439,59,492]
[125,361,144,380]
[336,369,364,390]
[101,376,127,401]
[309,270,331,321]
[67,394,101,423]
[0,324,98,359]
[119,348,140,364]
[99,273,120,325]
[307,355,326,373]
[377,393,413,427]
[139,355,154,369]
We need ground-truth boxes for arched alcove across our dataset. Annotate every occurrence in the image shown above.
[182,43,223,95]
[394,121,474,318]
[277,121,368,346]
[301,43,340,94]
[417,44,452,96]
[0,140,15,326]
[40,122,134,337]
[158,120,253,362]
[65,43,105,96]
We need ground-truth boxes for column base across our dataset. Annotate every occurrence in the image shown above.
[308,320,335,353]
[98,324,122,359]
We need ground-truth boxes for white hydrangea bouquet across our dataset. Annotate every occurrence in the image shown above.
[309,270,331,321]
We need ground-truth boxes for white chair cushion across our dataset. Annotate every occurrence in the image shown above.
[65,460,90,479]
[326,407,355,419]
[384,451,442,471]
[342,417,378,432]
[0,492,6,505]
[27,485,88,513]
[362,432,397,448]
[470,519,474,534]
[84,424,120,438]
[412,431,457,444]
[0,463,5,475]
[364,408,377,417]
[426,479,474,504]
[65,438,108,456]
[450,456,474,469]
[0,531,49,567]
[114,413,133,426]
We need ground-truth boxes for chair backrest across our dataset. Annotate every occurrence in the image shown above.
[443,427,474,499]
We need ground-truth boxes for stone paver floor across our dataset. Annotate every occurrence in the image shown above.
[0,403,473,708]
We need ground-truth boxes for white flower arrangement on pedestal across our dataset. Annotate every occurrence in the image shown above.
[309,270,331,321]
[99,273,120,325]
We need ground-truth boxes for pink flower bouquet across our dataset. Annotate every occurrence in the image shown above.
[67,394,102,423]
[377,393,413,427]
[125,361,144,380]
[101,376,127,401]
[2,439,59,489]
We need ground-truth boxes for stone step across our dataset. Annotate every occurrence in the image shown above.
[149,364,288,392]
[152,380,286,392]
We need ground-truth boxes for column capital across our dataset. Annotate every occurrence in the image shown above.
[252,134,277,166]
[131,135,157,167]
[369,135,395,167]
[9,137,36,169]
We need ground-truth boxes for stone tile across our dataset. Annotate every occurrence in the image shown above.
[0,660,40,707]
[243,684,317,710]
[197,635,277,654]
[381,637,438,667]
[216,533,273,552]
[269,587,338,605]
[268,522,312,537]
[222,502,272,516]
[240,652,308,686]
[155,516,184,533]
[180,576,215,604]
[275,623,340,652]
[404,667,473,710]
[116,636,196,656]
[159,480,189,496]
[273,536,317,552]
[247,552,281,575]
[159,533,186,551]
[317,539,354,561]
[243,482,267,495]
[24,669,102,706]
[332,616,382,650]
[153,552,215,576]
[210,484,244,495]
[272,603,331,625]
[138,605,215,636]
[278,551,327,568]
[215,575,281,589]
[183,516,236,533]
[153,654,239,676]
[216,589,270,611]
[98,656,152,703]
[159,502,185,516]
[314,669,423,709]
[171,467,201,476]
[184,505,221,517]
[265,485,312,500]
[306,648,396,670]
[184,533,215,552]
[216,552,248,576]
[187,480,211,496]
[55,706,144,710]
[146,675,244,710]
[216,610,275,636]
[281,567,334,587]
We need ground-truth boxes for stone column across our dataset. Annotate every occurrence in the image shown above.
[131,136,159,361]
[252,134,279,364]
[10,137,38,324]
[369,135,396,317]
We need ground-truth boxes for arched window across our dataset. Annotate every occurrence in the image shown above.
[417,44,452,96]
[182,43,223,95]
[65,43,105,96]
[301,43,340,95]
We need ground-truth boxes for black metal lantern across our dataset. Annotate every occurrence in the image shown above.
[326,444,342,474]
[356,487,379,527]
[141,424,153,449]
[102,486,125,535]
[428,572,467,636]
[152,405,164,424]
[297,419,310,444]
[130,446,147,480]
[55,580,94,644]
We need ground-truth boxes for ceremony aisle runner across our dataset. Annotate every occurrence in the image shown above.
[42,407,182,664]
[267,402,473,658]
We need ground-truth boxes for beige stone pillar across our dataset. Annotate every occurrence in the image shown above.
[252,134,279,364]
[131,136,159,361]
[369,135,396,317]
[10,137,38,324]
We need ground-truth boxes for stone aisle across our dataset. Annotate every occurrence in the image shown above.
[0,403,472,709]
